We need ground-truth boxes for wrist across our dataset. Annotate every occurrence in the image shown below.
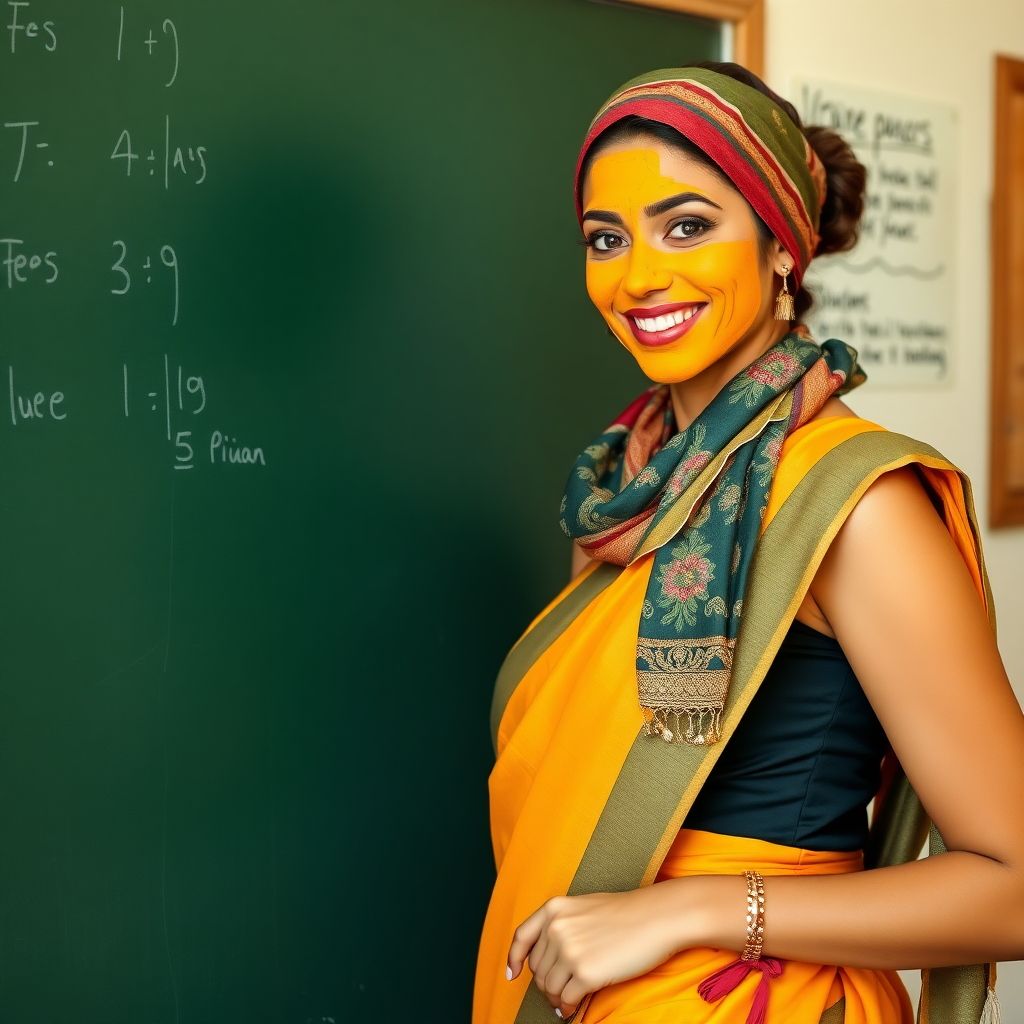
[657,874,749,954]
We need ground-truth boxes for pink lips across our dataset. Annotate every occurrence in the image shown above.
[622,301,706,347]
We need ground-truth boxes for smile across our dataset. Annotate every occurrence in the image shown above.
[622,302,707,347]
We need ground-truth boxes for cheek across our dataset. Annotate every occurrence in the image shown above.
[673,240,763,329]
[623,240,766,384]
[585,259,622,315]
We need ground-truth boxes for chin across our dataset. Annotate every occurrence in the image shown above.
[624,343,727,386]
[608,317,736,385]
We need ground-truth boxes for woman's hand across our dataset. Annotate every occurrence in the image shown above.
[506,878,743,1018]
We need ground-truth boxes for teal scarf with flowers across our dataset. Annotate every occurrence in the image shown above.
[560,331,863,745]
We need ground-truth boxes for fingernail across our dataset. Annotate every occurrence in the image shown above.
[555,1011,563,1019]
[505,966,513,981]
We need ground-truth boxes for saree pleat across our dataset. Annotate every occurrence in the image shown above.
[476,418,991,1024]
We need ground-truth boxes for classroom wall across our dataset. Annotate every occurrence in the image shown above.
[765,0,1024,1010]
[767,0,1024,681]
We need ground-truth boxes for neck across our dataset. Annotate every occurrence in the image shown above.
[668,316,791,430]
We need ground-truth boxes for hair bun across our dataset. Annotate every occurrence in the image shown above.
[803,125,866,257]
[678,63,869,261]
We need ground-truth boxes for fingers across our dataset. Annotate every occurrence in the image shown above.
[536,953,570,1002]
[547,974,581,1021]
[507,905,547,981]
[538,960,575,1017]
[507,895,591,1024]
[528,930,555,995]
[560,975,590,1011]
[556,997,578,1021]
[529,919,581,1019]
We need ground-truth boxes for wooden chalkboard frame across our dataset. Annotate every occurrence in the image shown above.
[614,0,764,75]
[990,55,1024,527]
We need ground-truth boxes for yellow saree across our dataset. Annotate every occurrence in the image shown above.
[475,416,993,1024]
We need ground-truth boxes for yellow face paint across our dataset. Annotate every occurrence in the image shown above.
[583,148,763,384]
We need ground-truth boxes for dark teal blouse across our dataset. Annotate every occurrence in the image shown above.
[683,620,887,852]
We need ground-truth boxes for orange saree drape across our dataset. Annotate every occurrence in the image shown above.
[476,417,990,1024]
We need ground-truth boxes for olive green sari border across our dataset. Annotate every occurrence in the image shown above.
[957,470,996,637]
[513,431,966,1024]
[490,562,623,753]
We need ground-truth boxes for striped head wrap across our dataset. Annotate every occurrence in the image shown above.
[574,67,827,284]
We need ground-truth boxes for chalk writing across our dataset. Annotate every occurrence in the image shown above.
[175,430,193,469]
[3,5,269,478]
[110,240,179,324]
[6,2,55,54]
[3,119,51,180]
[0,237,56,286]
[116,7,178,87]
[7,366,64,424]
[123,357,216,470]
[210,431,266,466]
[111,117,207,186]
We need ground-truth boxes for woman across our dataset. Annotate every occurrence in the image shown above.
[474,64,1024,1024]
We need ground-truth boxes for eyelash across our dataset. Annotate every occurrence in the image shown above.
[667,215,715,239]
[581,215,717,250]
[580,231,621,251]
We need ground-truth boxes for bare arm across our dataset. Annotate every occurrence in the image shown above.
[749,468,1024,967]
[510,468,1024,1015]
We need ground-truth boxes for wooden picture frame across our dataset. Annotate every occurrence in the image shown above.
[990,55,1024,527]
[614,0,764,76]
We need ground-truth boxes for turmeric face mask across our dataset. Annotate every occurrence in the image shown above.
[581,145,765,384]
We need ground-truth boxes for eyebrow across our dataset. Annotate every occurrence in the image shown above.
[644,192,722,218]
[581,209,625,226]
[583,193,723,226]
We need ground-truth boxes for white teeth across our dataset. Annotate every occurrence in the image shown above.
[634,307,699,333]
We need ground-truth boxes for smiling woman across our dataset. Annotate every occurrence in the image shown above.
[475,63,1024,1024]
[583,144,766,382]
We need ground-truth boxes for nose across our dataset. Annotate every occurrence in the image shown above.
[621,238,673,298]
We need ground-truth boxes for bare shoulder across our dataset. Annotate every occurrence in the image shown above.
[799,466,931,636]
[814,463,983,640]
[836,464,937,543]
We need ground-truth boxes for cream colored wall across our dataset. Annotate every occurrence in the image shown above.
[766,0,1024,1011]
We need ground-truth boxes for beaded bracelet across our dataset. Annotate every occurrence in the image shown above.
[741,869,765,960]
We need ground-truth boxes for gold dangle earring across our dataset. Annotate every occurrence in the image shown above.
[774,265,795,322]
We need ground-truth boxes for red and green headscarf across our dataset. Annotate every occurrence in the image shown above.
[574,67,827,284]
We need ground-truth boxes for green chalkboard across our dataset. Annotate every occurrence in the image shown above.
[0,2,719,1021]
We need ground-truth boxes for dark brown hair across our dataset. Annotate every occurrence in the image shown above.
[580,62,867,319]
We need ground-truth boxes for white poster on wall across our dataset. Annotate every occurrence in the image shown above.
[791,78,957,387]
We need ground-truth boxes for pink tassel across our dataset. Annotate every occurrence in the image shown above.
[698,957,783,1024]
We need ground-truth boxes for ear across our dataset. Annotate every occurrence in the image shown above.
[772,249,796,277]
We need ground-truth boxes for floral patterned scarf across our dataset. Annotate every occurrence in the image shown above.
[560,330,864,745]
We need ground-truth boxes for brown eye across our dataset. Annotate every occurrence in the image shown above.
[592,232,626,252]
[668,217,711,240]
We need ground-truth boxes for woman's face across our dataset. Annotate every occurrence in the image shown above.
[581,140,782,384]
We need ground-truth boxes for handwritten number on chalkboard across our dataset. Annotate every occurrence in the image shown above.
[186,376,206,413]
[111,242,179,325]
[111,241,130,295]
[111,130,139,176]
[160,246,179,326]
[162,20,179,88]
[175,431,193,465]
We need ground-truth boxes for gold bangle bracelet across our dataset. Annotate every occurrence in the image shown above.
[741,869,765,960]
